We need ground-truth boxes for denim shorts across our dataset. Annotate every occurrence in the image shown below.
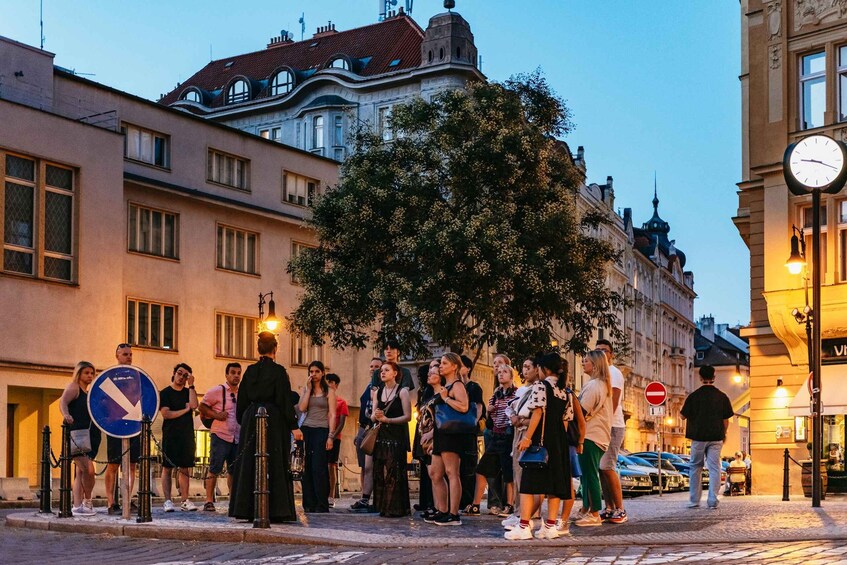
[599,426,625,471]
[208,434,238,475]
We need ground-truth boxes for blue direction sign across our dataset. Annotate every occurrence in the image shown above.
[88,365,159,438]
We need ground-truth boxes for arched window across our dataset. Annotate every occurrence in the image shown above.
[226,80,249,104]
[270,70,294,96]
[182,90,202,103]
[329,58,350,71]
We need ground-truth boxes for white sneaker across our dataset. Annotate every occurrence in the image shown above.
[163,499,176,512]
[75,501,96,516]
[328,498,336,508]
[82,499,96,514]
[535,524,560,540]
[504,525,533,540]
[71,504,84,516]
[569,508,589,522]
[180,500,198,511]
[504,518,533,531]
[501,514,520,528]
[557,520,571,535]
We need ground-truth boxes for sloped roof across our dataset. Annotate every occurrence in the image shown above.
[159,14,425,107]
[694,329,749,367]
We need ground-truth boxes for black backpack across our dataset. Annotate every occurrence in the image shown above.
[201,385,226,429]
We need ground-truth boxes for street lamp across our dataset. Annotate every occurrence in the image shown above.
[783,133,847,507]
[258,292,282,333]
[786,226,806,275]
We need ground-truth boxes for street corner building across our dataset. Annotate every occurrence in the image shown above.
[737,0,847,495]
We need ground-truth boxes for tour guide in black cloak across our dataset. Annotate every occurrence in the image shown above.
[229,332,301,522]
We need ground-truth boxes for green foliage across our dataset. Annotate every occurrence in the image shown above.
[289,71,625,358]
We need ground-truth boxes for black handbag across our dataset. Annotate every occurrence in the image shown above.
[518,406,548,469]
[435,382,477,434]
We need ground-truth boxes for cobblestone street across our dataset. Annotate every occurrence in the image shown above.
[7,494,847,562]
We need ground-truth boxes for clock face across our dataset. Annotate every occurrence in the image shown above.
[788,135,846,189]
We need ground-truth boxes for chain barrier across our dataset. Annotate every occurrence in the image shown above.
[150,430,254,482]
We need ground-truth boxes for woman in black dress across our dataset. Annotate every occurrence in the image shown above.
[229,332,302,522]
[371,361,412,517]
[59,361,101,516]
[506,352,572,541]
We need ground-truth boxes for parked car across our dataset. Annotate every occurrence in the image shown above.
[625,455,685,492]
[618,455,661,494]
[618,464,653,497]
[633,451,708,490]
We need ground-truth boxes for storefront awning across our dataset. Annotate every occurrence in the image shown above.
[788,365,847,416]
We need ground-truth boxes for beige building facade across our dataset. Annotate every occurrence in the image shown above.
[736,0,847,494]
[0,36,376,486]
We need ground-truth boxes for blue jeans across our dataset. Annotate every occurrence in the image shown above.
[689,440,723,507]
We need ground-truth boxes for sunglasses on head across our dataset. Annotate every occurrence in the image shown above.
[116,343,132,349]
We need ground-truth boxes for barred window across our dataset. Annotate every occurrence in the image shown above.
[128,203,179,259]
[217,224,258,275]
[2,151,75,282]
[127,298,177,350]
[207,149,250,191]
[215,313,258,359]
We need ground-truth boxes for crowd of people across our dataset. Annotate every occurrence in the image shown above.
[58,334,738,539]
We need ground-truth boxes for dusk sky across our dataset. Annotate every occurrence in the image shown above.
[1,0,745,325]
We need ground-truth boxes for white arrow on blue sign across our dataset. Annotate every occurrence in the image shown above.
[88,365,159,438]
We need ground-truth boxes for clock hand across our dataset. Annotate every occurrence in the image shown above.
[800,158,839,170]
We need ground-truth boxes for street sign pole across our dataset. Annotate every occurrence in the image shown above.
[658,419,663,497]
[645,381,669,498]
[122,439,130,520]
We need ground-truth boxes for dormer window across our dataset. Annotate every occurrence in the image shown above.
[182,89,202,103]
[329,58,350,71]
[270,70,294,96]
[226,79,249,104]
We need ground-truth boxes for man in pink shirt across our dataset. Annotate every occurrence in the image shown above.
[199,362,241,511]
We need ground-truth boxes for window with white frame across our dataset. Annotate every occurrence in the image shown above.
[377,106,393,141]
[128,203,178,259]
[2,152,75,281]
[312,116,324,149]
[270,70,294,96]
[182,90,202,103]
[215,312,258,359]
[329,58,350,71]
[121,123,169,168]
[127,298,177,349]
[226,79,249,104]
[283,171,320,207]
[333,115,344,146]
[259,127,282,142]
[291,332,325,366]
[207,149,250,191]
[290,240,317,284]
[801,51,826,130]
[840,47,847,122]
[802,204,828,275]
[216,224,258,274]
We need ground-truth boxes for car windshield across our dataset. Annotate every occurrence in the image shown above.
[659,460,677,471]
[627,456,653,467]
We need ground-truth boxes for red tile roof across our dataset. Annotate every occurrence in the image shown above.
[159,13,425,107]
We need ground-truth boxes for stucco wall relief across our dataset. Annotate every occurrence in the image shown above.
[795,0,847,31]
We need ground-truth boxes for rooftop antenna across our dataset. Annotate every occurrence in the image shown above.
[40,0,45,49]
[298,13,305,40]
[380,0,397,21]
[209,44,213,62]
[406,0,413,14]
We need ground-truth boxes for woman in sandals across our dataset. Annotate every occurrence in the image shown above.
[506,352,572,541]
[573,350,613,527]
[59,361,101,516]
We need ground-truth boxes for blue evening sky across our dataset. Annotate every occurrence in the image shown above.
[1,1,745,325]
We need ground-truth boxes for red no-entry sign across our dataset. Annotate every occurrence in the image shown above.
[645,381,668,407]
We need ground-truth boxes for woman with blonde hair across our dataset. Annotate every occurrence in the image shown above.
[59,361,101,516]
[573,349,613,527]
[425,352,470,526]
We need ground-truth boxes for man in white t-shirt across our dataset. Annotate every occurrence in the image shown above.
[596,339,627,524]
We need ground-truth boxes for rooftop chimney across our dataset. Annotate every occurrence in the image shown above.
[267,30,295,49]
[314,21,338,38]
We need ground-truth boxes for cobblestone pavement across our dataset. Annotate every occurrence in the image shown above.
[3,524,847,564]
[9,493,847,562]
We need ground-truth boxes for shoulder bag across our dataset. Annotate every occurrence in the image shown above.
[360,386,401,455]
[434,382,477,435]
[201,385,226,429]
[518,403,548,469]
[69,426,92,457]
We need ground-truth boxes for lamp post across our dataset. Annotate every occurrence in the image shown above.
[258,291,282,334]
[783,134,847,507]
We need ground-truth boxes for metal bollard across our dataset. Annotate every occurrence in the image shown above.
[58,423,72,518]
[137,416,153,523]
[39,426,53,514]
[782,448,790,502]
[253,406,270,529]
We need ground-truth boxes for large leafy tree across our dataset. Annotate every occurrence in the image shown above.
[289,72,624,360]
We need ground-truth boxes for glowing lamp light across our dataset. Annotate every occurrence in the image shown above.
[785,232,805,275]
[263,298,281,331]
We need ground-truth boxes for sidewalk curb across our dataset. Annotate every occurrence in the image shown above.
[7,512,847,548]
